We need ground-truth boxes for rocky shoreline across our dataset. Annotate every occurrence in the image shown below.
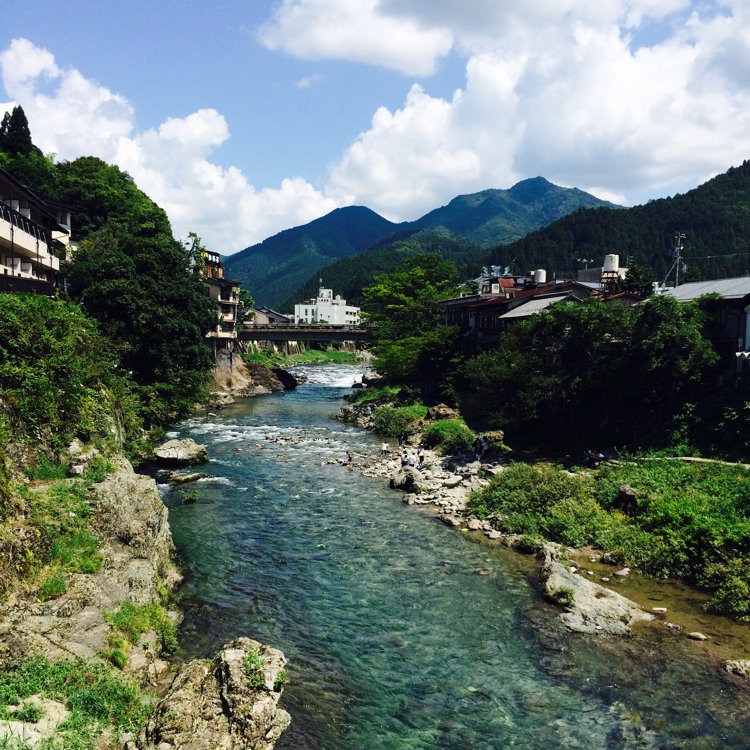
[334,397,750,661]
[0,441,291,750]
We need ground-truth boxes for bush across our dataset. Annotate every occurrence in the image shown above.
[421,420,474,454]
[373,404,428,436]
[105,599,178,656]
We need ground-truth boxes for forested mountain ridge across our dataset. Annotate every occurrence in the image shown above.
[222,206,400,310]
[483,161,750,283]
[224,177,616,308]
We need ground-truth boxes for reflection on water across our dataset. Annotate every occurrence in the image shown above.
[161,365,750,749]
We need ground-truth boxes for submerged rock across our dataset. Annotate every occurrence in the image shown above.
[133,637,290,750]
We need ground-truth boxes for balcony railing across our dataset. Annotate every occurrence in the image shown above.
[0,201,53,247]
[0,274,55,296]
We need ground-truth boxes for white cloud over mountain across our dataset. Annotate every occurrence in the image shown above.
[2,1,750,250]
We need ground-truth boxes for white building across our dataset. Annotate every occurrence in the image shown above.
[294,287,360,325]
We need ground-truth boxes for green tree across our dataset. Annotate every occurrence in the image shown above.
[362,254,461,399]
[622,263,655,298]
[0,106,34,156]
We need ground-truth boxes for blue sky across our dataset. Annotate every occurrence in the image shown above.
[2,1,748,254]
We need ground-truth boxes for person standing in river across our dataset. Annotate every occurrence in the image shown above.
[346,451,352,468]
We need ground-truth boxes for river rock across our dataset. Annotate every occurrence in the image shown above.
[539,549,653,636]
[271,368,298,391]
[153,438,208,467]
[134,637,290,750]
[688,631,708,641]
[723,659,750,678]
[389,467,423,493]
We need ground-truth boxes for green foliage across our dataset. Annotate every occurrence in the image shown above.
[0,294,142,450]
[105,599,178,656]
[363,254,464,400]
[65,216,216,422]
[458,294,718,446]
[244,648,265,689]
[0,655,151,747]
[0,106,34,157]
[372,404,428,436]
[421,420,475,455]
[273,669,288,691]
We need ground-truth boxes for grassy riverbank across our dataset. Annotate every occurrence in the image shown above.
[468,458,750,620]
[241,346,363,369]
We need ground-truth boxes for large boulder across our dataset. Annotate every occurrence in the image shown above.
[539,547,653,636]
[134,637,291,750]
[389,467,424,493]
[153,439,208,467]
[271,368,298,391]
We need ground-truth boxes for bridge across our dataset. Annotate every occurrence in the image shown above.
[238,324,373,343]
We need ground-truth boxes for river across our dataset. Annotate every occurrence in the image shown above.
[160,365,750,749]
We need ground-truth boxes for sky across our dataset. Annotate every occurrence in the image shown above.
[2,0,750,255]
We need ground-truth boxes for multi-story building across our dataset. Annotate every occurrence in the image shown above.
[0,167,70,295]
[294,287,360,325]
[202,249,241,351]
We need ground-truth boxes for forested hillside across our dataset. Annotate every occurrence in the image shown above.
[0,107,216,440]
[225,178,615,308]
[223,206,401,309]
[483,161,750,282]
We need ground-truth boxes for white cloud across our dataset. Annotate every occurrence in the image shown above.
[324,1,750,218]
[257,0,453,75]
[0,39,340,251]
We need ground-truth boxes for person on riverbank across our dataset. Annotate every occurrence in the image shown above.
[407,452,416,468]
[400,448,408,467]
[346,451,352,468]
[381,442,388,458]
[417,444,425,469]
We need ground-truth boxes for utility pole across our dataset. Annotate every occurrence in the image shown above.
[673,232,686,287]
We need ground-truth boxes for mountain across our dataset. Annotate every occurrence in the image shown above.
[222,206,402,310]
[480,161,750,283]
[223,177,617,308]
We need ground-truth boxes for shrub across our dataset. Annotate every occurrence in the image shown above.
[421,420,474,454]
[244,647,265,689]
[372,404,428,436]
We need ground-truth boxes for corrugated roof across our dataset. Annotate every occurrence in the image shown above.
[499,294,570,319]
[662,277,750,301]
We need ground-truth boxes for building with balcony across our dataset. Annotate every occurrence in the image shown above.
[201,249,242,352]
[294,287,360,325]
[0,168,71,295]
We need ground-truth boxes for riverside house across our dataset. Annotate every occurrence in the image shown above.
[0,167,71,296]
[202,249,242,354]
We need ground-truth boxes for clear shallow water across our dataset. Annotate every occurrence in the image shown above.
[161,365,750,749]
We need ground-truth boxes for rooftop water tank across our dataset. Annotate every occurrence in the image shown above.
[534,268,547,284]
[603,254,619,273]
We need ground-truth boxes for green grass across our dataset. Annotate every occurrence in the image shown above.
[0,656,152,749]
[105,599,178,659]
[469,458,750,619]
